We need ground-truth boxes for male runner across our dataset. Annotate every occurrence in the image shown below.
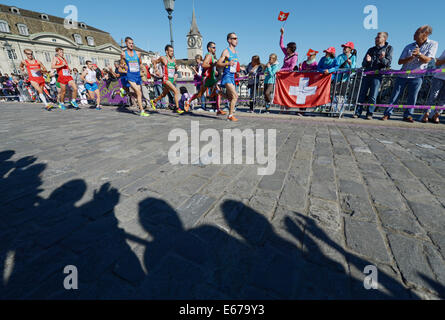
[51,48,79,110]
[121,37,149,117]
[20,49,53,110]
[217,33,240,122]
[81,60,102,110]
[150,45,184,114]
[185,42,226,115]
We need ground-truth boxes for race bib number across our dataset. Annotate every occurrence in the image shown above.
[62,69,71,76]
[168,68,175,79]
[129,62,140,73]
[31,69,42,78]
[230,62,237,73]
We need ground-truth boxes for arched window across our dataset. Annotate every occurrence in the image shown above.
[80,23,87,29]
[17,24,29,36]
[40,14,49,21]
[73,34,82,45]
[86,36,95,46]
[0,20,10,33]
[10,7,20,15]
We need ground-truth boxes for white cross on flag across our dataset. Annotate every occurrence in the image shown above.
[273,71,332,108]
[278,11,290,22]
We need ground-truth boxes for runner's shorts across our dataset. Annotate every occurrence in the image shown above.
[85,82,99,92]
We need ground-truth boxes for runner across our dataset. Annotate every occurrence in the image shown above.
[51,48,79,110]
[81,61,102,110]
[121,37,150,117]
[217,33,240,122]
[150,45,184,114]
[185,42,226,115]
[19,49,53,110]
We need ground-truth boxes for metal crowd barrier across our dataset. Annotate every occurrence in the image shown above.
[4,69,444,121]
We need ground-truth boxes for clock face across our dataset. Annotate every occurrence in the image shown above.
[188,37,196,48]
[197,38,202,48]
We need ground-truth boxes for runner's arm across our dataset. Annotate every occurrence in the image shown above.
[39,61,48,73]
[202,55,213,69]
[51,57,63,69]
[216,50,230,68]
[19,60,26,73]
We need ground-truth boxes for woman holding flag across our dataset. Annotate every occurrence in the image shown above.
[279,28,298,72]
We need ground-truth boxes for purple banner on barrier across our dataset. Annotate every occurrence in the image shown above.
[99,80,128,105]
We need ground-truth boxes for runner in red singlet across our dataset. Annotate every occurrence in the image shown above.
[51,47,79,110]
[20,49,53,110]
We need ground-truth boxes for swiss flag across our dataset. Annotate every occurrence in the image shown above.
[278,11,290,22]
[273,72,332,108]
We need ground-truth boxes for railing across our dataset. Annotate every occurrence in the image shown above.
[3,68,445,121]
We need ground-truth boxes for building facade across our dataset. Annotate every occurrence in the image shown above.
[186,7,202,61]
[0,4,154,75]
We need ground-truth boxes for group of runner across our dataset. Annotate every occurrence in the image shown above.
[19,32,242,122]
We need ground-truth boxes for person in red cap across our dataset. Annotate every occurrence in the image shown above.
[317,47,339,77]
[300,49,319,71]
[336,42,357,75]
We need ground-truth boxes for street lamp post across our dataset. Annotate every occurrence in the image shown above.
[163,0,175,48]
[3,40,17,74]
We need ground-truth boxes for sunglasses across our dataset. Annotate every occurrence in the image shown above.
[230,38,238,40]
[210,47,216,49]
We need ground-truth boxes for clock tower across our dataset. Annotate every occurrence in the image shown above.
[187,7,203,60]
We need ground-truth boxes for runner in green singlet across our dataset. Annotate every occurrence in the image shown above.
[150,45,183,114]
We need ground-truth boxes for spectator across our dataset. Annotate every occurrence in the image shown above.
[72,68,88,105]
[246,55,263,112]
[422,50,445,123]
[264,53,279,113]
[93,64,102,81]
[354,32,393,120]
[317,47,339,77]
[279,28,298,72]
[300,49,319,71]
[336,42,357,82]
[178,86,191,111]
[383,25,438,123]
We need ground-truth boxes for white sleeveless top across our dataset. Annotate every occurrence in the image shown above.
[85,68,97,83]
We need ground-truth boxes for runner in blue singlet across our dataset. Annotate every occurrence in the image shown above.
[120,37,149,117]
[217,33,240,122]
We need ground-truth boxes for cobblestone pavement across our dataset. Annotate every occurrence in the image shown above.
[1,103,445,300]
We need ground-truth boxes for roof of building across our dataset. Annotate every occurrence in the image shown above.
[0,4,120,48]
[188,7,201,37]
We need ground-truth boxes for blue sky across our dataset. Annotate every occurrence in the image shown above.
[3,0,445,66]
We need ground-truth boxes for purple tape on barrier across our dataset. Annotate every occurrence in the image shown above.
[358,103,445,110]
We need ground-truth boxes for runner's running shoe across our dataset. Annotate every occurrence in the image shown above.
[58,103,66,110]
[120,88,127,98]
[96,105,102,110]
[217,110,227,116]
[227,115,239,122]
[140,111,150,117]
[71,100,79,109]
[175,108,184,114]
[150,99,157,111]
[45,104,54,111]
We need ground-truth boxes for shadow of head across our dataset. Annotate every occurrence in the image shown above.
[48,179,87,205]
[138,197,184,236]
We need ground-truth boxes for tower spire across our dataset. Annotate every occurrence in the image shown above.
[189,2,201,36]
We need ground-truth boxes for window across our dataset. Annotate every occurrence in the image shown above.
[79,56,85,65]
[17,24,29,36]
[10,7,20,15]
[92,57,97,65]
[104,59,110,66]
[73,34,82,45]
[40,14,49,21]
[52,39,57,43]
[65,54,72,64]
[80,23,87,29]
[87,36,95,46]
[0,20,10,33]
[44,52,51,63]
[7,49,18,60]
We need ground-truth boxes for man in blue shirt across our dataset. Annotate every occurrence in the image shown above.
[382,25,438,123]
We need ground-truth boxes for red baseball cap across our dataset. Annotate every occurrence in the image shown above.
[307,49,319,57]
[341,41,355,50]
[323,47,336,55]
